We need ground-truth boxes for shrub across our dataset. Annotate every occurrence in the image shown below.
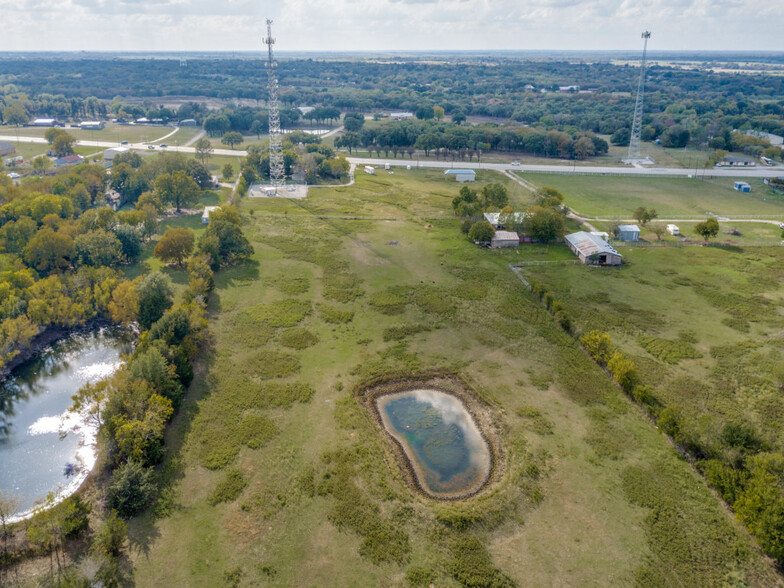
[318,303,354,324]
[237,413,277,449]
[580,330,615,366]
[93,511,128,557]
[638,336,702,364]
[406,566,437,587]
[447,535,515,588]
[279,328,319,349]
[607,352,638,393]
[383,324,432,341]
[246,350,300,379]
[208,468,248,505]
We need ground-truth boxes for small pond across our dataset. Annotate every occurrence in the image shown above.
[376,388,491,498]
[0,326,134,519]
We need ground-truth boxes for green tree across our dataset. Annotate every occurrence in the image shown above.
[31,155,53,175]
[523,206,566,242]
[433,105,445,120]
[74,229,123,267]
[107,460,156,518]
[533,186,564,209]
[108,280,138,325]
[23,227,75,273]
[113,224,142,261]
[93,511,127,557]
[221,131,244,149]
[188,254,214,296]
[694,217,720,241]
[44,127,67,145]
[607,351,638,393]
[194,137,213,164]
[154,228,195,267]
[52,133,76,157]
[2,104,27,126]
[198,217,253,268]
[468,220,494,242]
[155,170,200,212]
[0,492,20,584]
[221,163,234,181]
[633,206,658,226]
[136,272,173,329]
[734,452,784,563]
[579,330,615,365]
[480,183,509,209]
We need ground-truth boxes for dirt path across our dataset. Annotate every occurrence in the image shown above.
[184,129,206,147]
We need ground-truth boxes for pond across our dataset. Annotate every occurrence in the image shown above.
[376,389,491,498]
[0,326,134,519]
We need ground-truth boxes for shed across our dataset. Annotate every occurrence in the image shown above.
[734,181,751,192]
[565,232,622,266]
[444,169,476,183]
[33,118,57,127]
[617,224,640,242]
[667,224,680,236]
[80,121,104,130]
[179,119,198,126]
[491,231,519,248]
[0,142,15,156]
[202,206,220,224]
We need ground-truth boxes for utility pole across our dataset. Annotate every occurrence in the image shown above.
[263,19,285,191]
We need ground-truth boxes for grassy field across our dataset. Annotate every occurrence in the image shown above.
[124,169,781,586]
[521,173,784,218]
[0,123,175,143]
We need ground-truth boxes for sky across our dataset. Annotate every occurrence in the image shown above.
[0,0,781,52]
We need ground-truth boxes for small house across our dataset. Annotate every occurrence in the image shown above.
[719,156,756,167]
[483,212,528,229]
[444,169,476,183]
[565,232,622,266]
[0,141,15,157]
[616,224,640,242]
[734,181,751,192]
[667,224,680,236]
[80,121,105,130]
[202,206,220,224]
[55,154,84,167]
[491,231,520,248]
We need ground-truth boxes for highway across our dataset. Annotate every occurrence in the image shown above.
[2,133,783,178]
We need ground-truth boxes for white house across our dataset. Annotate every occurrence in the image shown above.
[202,206,221,224]
[565,232,622,266]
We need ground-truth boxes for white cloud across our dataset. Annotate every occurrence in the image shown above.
[0,0,781,50]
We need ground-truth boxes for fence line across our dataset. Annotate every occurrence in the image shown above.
[511,259,581,267]
[616,240,782,248]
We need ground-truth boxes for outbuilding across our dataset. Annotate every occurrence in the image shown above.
[202,206,220,224]
[104,146,130,162]
[55,154,84,167]
[80,121,105,130]
[734,181,751,192]
[565,231,623,266]
[444,169,476,183]
[179,119,198,126]
[32,118,58,127]
[491,231,520,248]
[616,224,640,242]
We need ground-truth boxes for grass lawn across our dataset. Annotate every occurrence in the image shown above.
[128,169,779,587]
[521,172,784,218]
[0,123,175,143]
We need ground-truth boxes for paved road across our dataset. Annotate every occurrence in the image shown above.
[3,133,782,179]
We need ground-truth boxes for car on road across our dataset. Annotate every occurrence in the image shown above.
[121,141,128,145]
[511,160,520,166]
[778,223,784,230]
[147,145,155,150]
[160,144,167,148]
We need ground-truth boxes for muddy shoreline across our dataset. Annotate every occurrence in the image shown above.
[359,375,505,501]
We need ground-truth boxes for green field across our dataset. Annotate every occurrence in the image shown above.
[0,123,175,143]
[521,173,784,218]
[128,170,779,586]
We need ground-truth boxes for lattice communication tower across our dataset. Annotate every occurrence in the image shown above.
[263,19,285,188]
[628,31,651,160]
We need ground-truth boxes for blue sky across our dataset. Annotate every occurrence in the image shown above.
[0,0,781,52]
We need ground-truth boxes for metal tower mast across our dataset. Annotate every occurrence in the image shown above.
[263,19,285,189]
[628,31,651,161]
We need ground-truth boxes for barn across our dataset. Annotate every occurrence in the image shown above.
[491,231,520,248]
[565,232,622,266]
[444,169,476,183]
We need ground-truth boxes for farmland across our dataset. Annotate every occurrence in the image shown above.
[127,170,780,586]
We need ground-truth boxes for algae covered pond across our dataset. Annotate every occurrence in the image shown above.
[377,389,491,498]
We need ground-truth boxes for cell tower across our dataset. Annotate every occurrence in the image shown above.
[627,31,652,162]
[263,19,285,189]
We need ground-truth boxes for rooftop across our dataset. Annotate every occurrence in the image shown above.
[617,224,640,232]
[565,231,621,258]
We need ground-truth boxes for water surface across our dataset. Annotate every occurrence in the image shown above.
[376,389,491,497]
[0,326,133,518]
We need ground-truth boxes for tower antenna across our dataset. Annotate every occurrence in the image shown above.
[626,31,652,164]
[263,19,285,191]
